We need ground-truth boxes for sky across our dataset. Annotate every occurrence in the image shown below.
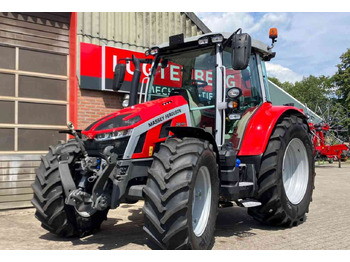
[196,12,350,83]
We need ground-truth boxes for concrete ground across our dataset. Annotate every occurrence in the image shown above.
[0,162,350,250]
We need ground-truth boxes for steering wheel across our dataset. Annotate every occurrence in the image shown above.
[190,79,208,88]
[183,79,208,104]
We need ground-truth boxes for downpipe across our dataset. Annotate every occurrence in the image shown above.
[129,55,141,106]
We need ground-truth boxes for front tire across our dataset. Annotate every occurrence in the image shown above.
[143,137,219,249]
[248,114,315,227]
[31,141,108,237]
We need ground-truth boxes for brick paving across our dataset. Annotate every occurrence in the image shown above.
[0,162,349,250]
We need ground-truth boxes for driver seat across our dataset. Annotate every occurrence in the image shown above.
[169,89,201,127]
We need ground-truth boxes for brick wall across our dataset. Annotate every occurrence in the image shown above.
[77,88,124,130]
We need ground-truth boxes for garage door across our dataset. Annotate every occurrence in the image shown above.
[0,12,71,209]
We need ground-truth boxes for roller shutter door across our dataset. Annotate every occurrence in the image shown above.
[0,12,70,209]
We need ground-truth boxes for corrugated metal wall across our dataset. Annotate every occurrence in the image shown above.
[76,12,210,77]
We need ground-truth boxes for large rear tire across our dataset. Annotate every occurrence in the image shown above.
[31,140,108,237]
[143,137,219,249]
[248,114,315,227]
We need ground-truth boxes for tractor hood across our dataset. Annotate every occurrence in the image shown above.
[82,96,188,140]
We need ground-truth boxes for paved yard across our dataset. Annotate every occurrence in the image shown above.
[0,162,349,250]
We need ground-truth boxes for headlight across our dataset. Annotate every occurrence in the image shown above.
[95,114,140,131]
[122,94,129,108]
[146,47,159,56]
[211,34,223,43]
[198,37,209,45]
[95,129,132,141]
[124,115,141,126]
[228,113,241,120]
[122,99,129,108]
[227,87,242,98]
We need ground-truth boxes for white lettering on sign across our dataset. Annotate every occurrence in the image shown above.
[193,70,213,86]
[126,63,134,75]
[206,71,213,86]
[142,64,150,76]
[195,70,204,80]
[113,55,117,72]
[170,65,180,81]
[160,67,165,79]
[226,75,236,88]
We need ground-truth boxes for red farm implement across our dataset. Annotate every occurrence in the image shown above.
[309,122,349,167]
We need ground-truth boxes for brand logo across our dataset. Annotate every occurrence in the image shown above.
[148,109,182,128]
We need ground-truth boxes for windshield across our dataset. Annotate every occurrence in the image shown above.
[147,47,216,107]
[145,45,263,148]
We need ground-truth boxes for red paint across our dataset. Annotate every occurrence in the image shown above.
[238,102,306,156]
[82,95,188,140]
[80,43,102,78]
[105,46,152,81]
[69,12,78,127]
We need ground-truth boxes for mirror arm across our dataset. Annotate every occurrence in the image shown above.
[221,28,242,51]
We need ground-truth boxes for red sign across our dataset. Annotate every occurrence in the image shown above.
[105,46,152,83]
[80,43,251,96]
[153,61,183,88]
[192,69,251,96]
[80,43,153,91]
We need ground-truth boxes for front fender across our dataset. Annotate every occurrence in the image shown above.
[238,102,307,156]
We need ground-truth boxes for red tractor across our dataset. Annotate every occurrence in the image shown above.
[309,122,349,167]
[31,28,315,249]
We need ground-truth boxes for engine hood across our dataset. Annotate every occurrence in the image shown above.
[82,96,188,139]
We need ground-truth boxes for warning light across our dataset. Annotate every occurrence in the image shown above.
[228,101,239,109]
[269,28,278,40]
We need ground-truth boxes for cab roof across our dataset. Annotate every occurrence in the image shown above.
[154,32,274,58]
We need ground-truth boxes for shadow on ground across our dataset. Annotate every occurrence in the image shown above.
[39,206,145,250]
[39,204,289,250]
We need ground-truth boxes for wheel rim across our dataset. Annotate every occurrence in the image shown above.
[282,138,309,205]
[192,166,211,237]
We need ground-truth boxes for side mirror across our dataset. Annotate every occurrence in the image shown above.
[231,33,251,70]
[112,63,126,91]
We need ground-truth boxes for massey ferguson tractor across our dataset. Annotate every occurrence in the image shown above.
[31,28,315,249]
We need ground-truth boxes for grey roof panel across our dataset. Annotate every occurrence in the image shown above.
[155,32,273,56]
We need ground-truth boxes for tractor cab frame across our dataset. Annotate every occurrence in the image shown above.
[141,32,275,149]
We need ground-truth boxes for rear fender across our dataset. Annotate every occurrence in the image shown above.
[238,103,308,156]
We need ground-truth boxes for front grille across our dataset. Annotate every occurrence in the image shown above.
[84,137,130,159]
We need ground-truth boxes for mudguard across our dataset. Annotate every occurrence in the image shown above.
[168,126,220,163]
[238,102,307,156]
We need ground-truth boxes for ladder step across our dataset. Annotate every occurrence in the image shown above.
[239,182,254,187]
[238,199,261,208]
